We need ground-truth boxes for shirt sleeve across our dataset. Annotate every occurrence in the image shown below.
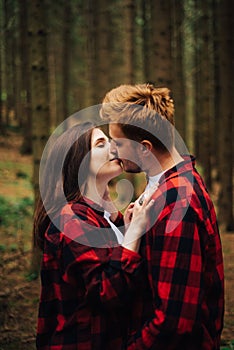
[61,213,143,310]
[127,205,204,349]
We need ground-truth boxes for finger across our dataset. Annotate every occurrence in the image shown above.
[128,203,135,209]
[137,194,145,206]
[144,200,155,221]
[138,194,151,208]
[146,199,155,208]
[124,205,134,217]
[125,208,134,218]
[124,211,133,224]
[136,190,154,208]
[141,187,157,207]
[128,213,133,221]
[137,197,155,212]
[126,202,135,210]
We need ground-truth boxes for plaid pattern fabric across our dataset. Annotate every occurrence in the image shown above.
[127,156,224,350]
[36,197,143,350]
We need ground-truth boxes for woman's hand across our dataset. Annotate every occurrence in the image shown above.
[122,193,155,252]
[124,184,157,229]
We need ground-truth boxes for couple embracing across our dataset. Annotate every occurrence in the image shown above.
[35,84,224,350]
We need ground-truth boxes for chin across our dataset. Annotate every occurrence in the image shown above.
[121,160,141,173]
[114,168,123,176]
[105,168,123,181]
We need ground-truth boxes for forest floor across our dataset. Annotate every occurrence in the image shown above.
[0,130,233,349]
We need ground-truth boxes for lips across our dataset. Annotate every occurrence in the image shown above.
[109,157,123,167]
[109,156,119,162]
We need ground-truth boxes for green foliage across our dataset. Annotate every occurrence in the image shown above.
[9,243,18,251]
[16,170,29,179]
[221,340,234,350]
[1,91,7,101]
[0,195,33,252]
[0,244,6,252]
[25,271,39,282]
[0,195,33,228]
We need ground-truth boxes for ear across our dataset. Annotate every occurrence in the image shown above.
[140,140,152,153]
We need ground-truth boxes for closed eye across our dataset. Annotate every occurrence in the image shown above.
[95,137,109,148]
[97,142,106,148]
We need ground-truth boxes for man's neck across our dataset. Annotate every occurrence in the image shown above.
[147,147,183,177]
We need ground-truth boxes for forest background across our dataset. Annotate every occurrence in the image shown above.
[0,0,233,349]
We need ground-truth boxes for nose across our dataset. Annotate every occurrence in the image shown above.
[110,140,118,157]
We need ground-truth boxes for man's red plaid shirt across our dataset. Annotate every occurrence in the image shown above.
[126,156,224,349]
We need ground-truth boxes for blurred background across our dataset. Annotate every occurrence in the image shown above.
[0,0,233,349]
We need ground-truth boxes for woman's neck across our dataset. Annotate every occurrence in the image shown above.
[83,177,118,218]
[83,177,107,207]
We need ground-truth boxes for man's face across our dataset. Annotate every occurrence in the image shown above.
[109,124,142,173]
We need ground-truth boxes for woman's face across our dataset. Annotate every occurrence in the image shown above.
[89,128,123,181]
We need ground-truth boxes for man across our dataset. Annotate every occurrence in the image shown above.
[100,83,224,349]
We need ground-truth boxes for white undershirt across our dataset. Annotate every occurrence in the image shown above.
[145,170,165,192]
[103,171,165,244]
[104,210,124,244]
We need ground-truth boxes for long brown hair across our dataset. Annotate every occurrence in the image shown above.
[33,122,95,250]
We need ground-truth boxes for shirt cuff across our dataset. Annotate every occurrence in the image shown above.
[110,245,142,273]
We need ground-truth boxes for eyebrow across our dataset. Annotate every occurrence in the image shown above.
[94,137,108,145]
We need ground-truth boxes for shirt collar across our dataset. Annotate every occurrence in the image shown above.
[146,171,165,188]
[78,196,105,214]
[158,155,196,184]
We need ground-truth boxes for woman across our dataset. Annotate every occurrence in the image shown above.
[34,122,154,350]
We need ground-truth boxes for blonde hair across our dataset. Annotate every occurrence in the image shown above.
[100,83,175,152]
[101,83,175,125]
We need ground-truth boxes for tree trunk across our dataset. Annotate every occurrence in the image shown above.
[171,0,186,141]
[211,0,220,183]
[72,1,87,111]
[47,41,57,128]
[0,0,4,133]
[183,0,196,154]
[13,1,22,127]
[217,0,234,231]
[28,0,50,275]
[109,0,126,87]
[96,0,111,102]
[123,0,135,84]
[4,0,14,126]
[61,0,72,126]
[19,0,32,154]
[194,0,212,190]
[134,0,144,83]
[142,0,152,83]
[150,0,173,87]
[84,0,97,106]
